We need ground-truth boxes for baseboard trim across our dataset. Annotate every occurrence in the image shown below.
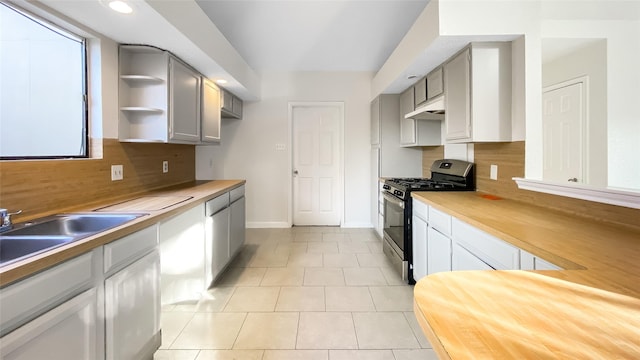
[246,222,374,229]
[247,221,291,228]
[341,222,374,228]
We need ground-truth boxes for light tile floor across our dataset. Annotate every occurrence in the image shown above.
[154,227,438,360]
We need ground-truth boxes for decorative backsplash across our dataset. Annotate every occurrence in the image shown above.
[423,141,640,230]
[0,139,195,222]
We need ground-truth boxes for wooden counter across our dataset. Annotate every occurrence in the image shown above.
[0,180,245,287]
[411,192,640,359]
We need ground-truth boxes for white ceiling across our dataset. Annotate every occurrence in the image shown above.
[195,0,430,72]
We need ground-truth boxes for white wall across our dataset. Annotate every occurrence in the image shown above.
[542,16,640,191]
[197,71,374,228]
[542,40,607,187]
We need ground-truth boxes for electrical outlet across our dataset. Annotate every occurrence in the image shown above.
[111,165,123,181]
[490,164,498,180]
[162,161,169,173]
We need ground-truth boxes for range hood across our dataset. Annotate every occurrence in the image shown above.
[405,95,445,120]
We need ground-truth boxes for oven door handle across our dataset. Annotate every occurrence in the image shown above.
[383,193,405,209]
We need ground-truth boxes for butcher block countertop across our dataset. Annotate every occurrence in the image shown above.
[411,192,640,359]
[0,180,245,287]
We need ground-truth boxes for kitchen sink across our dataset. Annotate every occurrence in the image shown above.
[0,213,147,267]
[5,213,144,237]
[0,235,75,266]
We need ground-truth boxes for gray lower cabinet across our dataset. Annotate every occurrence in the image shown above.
[206,185,246,284]
[229,187,246,258]
[207,193,230,282]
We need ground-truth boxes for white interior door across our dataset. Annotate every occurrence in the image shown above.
[542,81,585,183]
[292,104,342,226]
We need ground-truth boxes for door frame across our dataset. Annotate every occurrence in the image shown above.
[542,75,590,184]
[287,102,345,227]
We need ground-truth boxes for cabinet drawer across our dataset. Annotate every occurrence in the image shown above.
[206,193,229,216]
[104,225,158,275]
[428,206,451,236]
[230,185,245,203]
[412,199,427,222]
[0,250,97,337]
[452,218,519,270]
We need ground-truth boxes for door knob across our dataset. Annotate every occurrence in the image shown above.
[293,170,299,175]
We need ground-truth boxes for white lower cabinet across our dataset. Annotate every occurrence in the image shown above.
[427,227,452,274]
[521,250,562,270]
[452,242,494,271]
[411,198,562,276]
[412,213,428,281]
[0,225,162,360]
[159,204,206,305]
[452,218,520,270]
[0,289,99,360]
[105,250,160,360]
[0,249,102,360]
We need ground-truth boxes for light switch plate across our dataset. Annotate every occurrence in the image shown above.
[490,164,498,180]
[275,143,286,151]
[111,165,123,181]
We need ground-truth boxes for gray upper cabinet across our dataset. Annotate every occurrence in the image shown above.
[414,76,427,107]
[444,48,472,141]
[169,58,201,142]
[118,45,202,144]
[400,87,416,145]
[201,78,221,143]
[370,96,381,146]
[444,43,512,143]
[426,66,444,100]
[221,89,243,119]
[401,82,442,147]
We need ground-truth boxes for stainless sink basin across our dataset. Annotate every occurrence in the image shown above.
[5,213,144,237]
[0,235,75,265]
[0,213,147,267]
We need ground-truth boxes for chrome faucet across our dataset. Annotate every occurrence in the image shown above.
[0,209,22,233]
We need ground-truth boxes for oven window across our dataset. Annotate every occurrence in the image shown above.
[383,196,405,252]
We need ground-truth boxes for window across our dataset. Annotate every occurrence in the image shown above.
[0,2,87,159]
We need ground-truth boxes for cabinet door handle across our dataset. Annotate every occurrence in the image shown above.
[568,177,578,182]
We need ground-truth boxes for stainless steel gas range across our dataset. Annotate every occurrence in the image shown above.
[382,159,475,284]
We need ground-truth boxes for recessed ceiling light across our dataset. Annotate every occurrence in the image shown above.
[108,0,133,14]
[216,79,228,85]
